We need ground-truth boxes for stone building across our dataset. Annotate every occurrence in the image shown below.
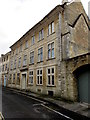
[0,52,11,86]
[1,0,90,104]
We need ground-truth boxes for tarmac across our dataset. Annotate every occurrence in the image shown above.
[5,87,90,119]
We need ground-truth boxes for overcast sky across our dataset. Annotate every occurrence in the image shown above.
[0,0,89,57]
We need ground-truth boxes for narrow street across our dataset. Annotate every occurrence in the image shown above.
[2,87,72,120]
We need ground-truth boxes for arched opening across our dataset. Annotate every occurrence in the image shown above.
[73,64,90,104]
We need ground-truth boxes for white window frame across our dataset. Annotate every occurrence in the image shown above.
[16,48,18,54]
[48,21,54,35]
[25,41,28,49]
[38,47,43,62]
[39,29,44,41]
[23,55,27,66]
[10,59,13,70]
[20,44,22,52]
[17,73,20,85]
[14,58,17,69]
[31,35,35,45]
[18,57,21,67]
[13,73,15,84]
[47,67,55,86]
[30,51,34,64]
[48,42,54,59]
[36,69,43,85]
[28,70,34,85]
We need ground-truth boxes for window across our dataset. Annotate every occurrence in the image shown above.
[13,74,15,84]
[38,47,43,62]
[39,29,44,41]
[2,65,4,71]
[48,42,54,59]
[7,56,8,60]
[48,22,54,35]
[10,60,13,70]
[14,58,17,69]
[30,51,34,64]
[37,69,43,85]
[31,35,35,45]
[9,74,12,84]
[25,41,28,49]
[23,55,27,66]
[29,71,33,85]
[18,57,21,67]
[16,48,18,54]
[17,73,20,85]
[20,44,22,52]
[47,67,55,86]
[5,64,7,71]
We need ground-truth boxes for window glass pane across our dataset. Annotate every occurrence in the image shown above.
[48,50,51,59]
[37,76,39,84]
[48,44,51,49]
[41,53,43,61]
[52,68,54,73]
[52,75,54,85]
[52,49,54,58]
[51,43,54,48]
[52,22,54,33]
[32,71,33,75]
[31,77,33,83]
[48,76,50,85]
[48,24,51,35]
[37,70,39,75]
[48,69,50,74]
[40,70,42,74]
[42,29,44,39]
[40,76,42,84]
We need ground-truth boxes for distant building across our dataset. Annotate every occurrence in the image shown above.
[0,0,90,104]
[0,52,11,87]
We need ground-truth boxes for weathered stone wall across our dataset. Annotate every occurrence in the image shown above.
[60,54,89,101]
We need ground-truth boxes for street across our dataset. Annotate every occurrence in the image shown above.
[2,87,72,120]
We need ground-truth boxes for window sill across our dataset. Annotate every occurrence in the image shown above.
[13,68,16,70]
[38,38,44,42]
[31,43,35,46]
[24,48,28,50]
[29,63,34,65]
[47,85,56,87]
[46,57,55,61]
[36,84,43,86]
[47,32,55,37]
[28,84,33,86]
[18,66,21,68]
[37,61,43,64]
[23,65,27,67]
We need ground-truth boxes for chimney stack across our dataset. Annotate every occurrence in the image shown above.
[62,0,68,4]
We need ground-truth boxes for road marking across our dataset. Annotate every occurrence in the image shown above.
[41,104,73,120]
[33,103,42,107]
[0,112,4,120]
[7,89,73,120]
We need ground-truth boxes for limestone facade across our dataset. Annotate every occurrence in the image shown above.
[0,1,89,102]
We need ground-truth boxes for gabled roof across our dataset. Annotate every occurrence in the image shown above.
[68,13,90,30]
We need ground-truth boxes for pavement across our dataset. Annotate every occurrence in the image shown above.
[5,87,90,119]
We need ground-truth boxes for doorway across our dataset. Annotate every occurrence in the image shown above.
[21,74,26,90]
[74,65,90,104]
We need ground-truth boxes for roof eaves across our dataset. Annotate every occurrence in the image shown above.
[10,5,63,49]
